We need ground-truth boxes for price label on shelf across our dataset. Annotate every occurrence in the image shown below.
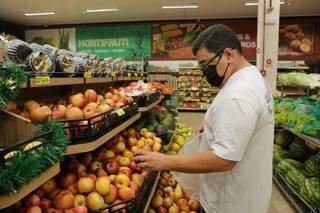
[134,73,138,77]
[128,72,132,77]
[116,108,125,116]
[35,76,50,85]
[84,71,92,78]
[111,72,116,77]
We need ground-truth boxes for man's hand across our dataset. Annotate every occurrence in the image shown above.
[133,149,170,171]
[196,125,204,139]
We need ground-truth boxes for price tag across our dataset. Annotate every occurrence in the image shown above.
[111,72,116,77]
[84,71,92,78]
[116,108,125,116]
[134,73,138,77]
[128,73,132,77]
[35,76,50,85]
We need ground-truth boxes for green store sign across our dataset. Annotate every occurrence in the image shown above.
[76,25,151,58]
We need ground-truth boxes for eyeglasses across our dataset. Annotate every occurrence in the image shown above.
[199,49,224,71]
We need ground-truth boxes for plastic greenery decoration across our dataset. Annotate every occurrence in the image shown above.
[0,121,68,195]
[0,60,30,108]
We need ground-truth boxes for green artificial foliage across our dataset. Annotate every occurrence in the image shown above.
[0,121,68,195]
[0,60,30,108]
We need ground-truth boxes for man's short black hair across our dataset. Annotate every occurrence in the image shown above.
[192,24,243,55]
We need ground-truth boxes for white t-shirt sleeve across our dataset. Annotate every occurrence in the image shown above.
[209,98,259,161]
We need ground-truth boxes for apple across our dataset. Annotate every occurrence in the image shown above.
[30,106,52,122]
[131,173,143,186]
[43,208,57,213]
[168,204,179,213]
[115,154,122,162]
[118,186,135,200]
[111,94,119,102]
[77,163,87,177]
[147,208,156,213]
[97,104,112,113]
[53,190,74,209]
[85,173,97,183]
[74,194,86,207]
[159,178,168,187]
[102,99,115,108]
[93,148,106,161]
[168,178,177,188]
[79,153,93,167]
[71,93,86,108]
[129,181,139,192]
[105,159,120,174]
[170,143,180,152]
[85,89,98,103]
[176,198,188,208]
[141,170,149,178]
[39,198,52,210]
[152,143,161,152]
[20,111,31,120]
[116,141,126,153]
[53,104,67,112]
[104,92,113,99]
[140,128,148,136]
[161,171,171,180]
[48,189,61,200]
[25,194,41,207]
[24,100,40,112]
[109,175,116,182]
[89,161,102,172]
[65,107,83,119]
[163,186,174,198]
[77,177,95,194]
[95,176,111,195]
[151,194,163,209]
[51,109,65,120]
[188,199,200,211]
[136,140,145,148]
[95,168,108,177]
[118,157,131,166]
[114,174,130,188]
[143,144,151,151]
[104,150,115,160]
[103,184,117,204]
[145,132,154,139]
[123,150,134,161]
[25,206,42,213]
[86,102,99,109]
[66,183,77,195]
[163,197,174,208]
[157,206,168,213]
[115,101,124,107]
[83,105,97,118]
[129,161,141,173]
[86,192,104,212]
[119,166,132,178]
[5,101,17,111]
[59,173,77,189]
[130,146,139,153]
[74,205,88,213]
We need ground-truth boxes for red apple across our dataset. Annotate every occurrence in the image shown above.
[97,95,104,104]
[104,92,113,99]
[95,176,111,195]
[105,159,120,175]
[157,206,168,213]
[71,93,86,108]
[59,173,77,189]
[25,194,41,207]
[44,208,57,213]
[123,150,134,161]
[116,141,126,153]
[85,173,97,182]
[65,107,83,119]
[51,109,65,120]
[93,148,106,161]
[74,205,88,213]
[53,190,74,209]
[76,177,95,194]
[104,184,117,204]
[97,104,112,113]
[30,106,52,122]
[77,163,87,177]
[95,168,108,177]
[119,167,132,179]
[188,199,200,211]
[20,111,31,120]
[89,161,102,172]
[129,161,141,173]
[118,157,131,166]
[115,101,124,107]
[79,153,93,167]
[83,105,97,118]
[24,100,40,112]
[104,150,115,160]
[131,173,143,186]
[25,206,42,213]
[129,181,139,193]
[101,99,115,108]
[86,192,104,212]
[84,89,98,103]
[74,194,86,207]
[118,186,135,200]
[86,102,99,109]
[67,183,78,195]
[48,189,61,200]
[114,174,130,188]
[39,198,52,210]
[35,189,45,199]
[127,137,137,147]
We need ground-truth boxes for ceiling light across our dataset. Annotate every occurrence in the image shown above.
[24,12,55,16]
[245,1,285,6]
[85,8,119,13]
[162,3,198,9]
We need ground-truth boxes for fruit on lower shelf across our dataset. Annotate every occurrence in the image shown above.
[86,192,104,212]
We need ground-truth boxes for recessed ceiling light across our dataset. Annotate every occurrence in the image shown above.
[162,3,198,9]
[85,8,119,13]
[24,12,55,16]
[245,1,285,6]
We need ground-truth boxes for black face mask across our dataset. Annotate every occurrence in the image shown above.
[201,50,230,88]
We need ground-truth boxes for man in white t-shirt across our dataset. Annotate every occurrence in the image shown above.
[134,24,274,213]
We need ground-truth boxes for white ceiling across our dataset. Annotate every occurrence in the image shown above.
[0,0,319,26]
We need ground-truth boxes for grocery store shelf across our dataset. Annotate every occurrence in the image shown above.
[148,71,178,75]
[272,167,317,213]
[177,74,202,76]
[0,163,60,209]
[29,77,84,87]
[281,125,320,148]
[138,98,163,112]
[143,172,161,213]
[178,107,208,112]
[282,92,308,96]
[63,113,141,155]
[178,67,200,69]
[85,77,113,84]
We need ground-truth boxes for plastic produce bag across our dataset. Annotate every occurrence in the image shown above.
[173,136,200,199]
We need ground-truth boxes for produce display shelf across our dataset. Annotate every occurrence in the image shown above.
[178,67,200,69]
[273,167,318,213]
[138,97,163,112]
[281,125,320,149]
[178,107,208,112]
[142,172,161,213]
[84,77,113,84]
[282,92,309,96]
[63,113,141,155]
[148,71,178,75]
[29,77,84,88]
[0,163,60,209]
[177,74,202,76]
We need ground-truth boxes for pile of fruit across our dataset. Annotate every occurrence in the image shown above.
[273,130,320,208]
[10,127,162,212]
[6,88,134,123]
[274,97,320,139]
[147,171,200,213]
[133,107,175,135]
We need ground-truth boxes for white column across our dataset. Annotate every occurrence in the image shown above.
[256,0,280,92]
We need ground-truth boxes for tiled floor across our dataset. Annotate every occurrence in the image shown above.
[178,112,296,213]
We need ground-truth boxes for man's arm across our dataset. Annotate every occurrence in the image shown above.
[133,149,236,173]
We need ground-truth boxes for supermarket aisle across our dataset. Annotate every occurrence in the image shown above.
[178,112,295,213]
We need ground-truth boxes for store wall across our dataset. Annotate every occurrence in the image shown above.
[0,20,24,39]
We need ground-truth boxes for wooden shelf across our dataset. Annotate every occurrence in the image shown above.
[64,113,141,155]
[178,107,208,112]
[85,77,113,84]
[281,125,320,149]
[0,163,60,209]
[138,98,163,112]
[143,172,161,213]
[29,77,84,88]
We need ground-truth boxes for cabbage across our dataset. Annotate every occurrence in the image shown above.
[275,130,294,146]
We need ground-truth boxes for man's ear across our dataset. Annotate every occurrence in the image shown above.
[224,48,235,62]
